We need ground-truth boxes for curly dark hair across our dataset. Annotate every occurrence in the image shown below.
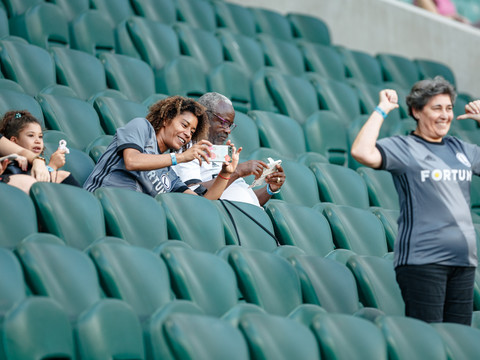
[406,76,457,121]
[0,110,41,139]
[147,96,209,146]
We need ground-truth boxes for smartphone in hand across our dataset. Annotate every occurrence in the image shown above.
[209,145,233,163]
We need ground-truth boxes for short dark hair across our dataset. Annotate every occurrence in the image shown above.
[0,110,41,139]
[406,76,456,120]
[146,96,209,144]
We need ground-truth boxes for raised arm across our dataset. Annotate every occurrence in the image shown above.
[350,89,399,168]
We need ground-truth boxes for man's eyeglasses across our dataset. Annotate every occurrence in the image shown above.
[209,111,237,131]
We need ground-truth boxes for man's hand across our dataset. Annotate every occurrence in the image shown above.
[264,164,285,192]
[234,160,268,179]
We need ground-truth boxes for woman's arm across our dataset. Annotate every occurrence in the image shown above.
[351,89,399,168]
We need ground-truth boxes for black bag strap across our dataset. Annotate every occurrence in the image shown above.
[219,199,280,247]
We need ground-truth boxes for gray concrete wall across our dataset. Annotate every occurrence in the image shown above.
[227,0,480,97]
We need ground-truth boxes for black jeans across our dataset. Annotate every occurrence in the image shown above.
[395,264,476,325]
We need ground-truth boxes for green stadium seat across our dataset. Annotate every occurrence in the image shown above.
[29,182,107,250]
[160,247,239,316]
[370,207,399,252]
[2,297,75,360]
[130,0,176,25]
[265,200,336,256]
[356,166,399,210]
[89,242,173,320]
[250,7,294,41]
[156,192,226,253]
[296,151,329,168]
[75,299,145,360]
[415,58,456,85]
[0,247,28,316]
[48,0,89,21]
[251,67,282,113]
[0,78,24,92]
[432,322,480,360]
[376,316,447,360]
[37,93,107,151]
[310,163,370,209]
[176,0,217,32]
[2,0,43,18]
[287,13,331,45]
[337,47,385,85]
[257,34,306,76]
[347,254,405,315]
[227,111,260,159]
[298,41,347,82]
[214,1,256,37]
[0,183,38,248]
[90,0,135,26]
[0,8,7,39]
[376,53,421,90]
[311,313,388,360]
[94,186,170,249]
[9,3,69,49]
[303,110,349,166]
[239,313,320,360]
[70,10,116,55]
[164,313,250,360]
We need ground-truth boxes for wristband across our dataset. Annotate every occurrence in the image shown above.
[266,184,281,195]
[46,166,54,172]
[170,152,177,166]
[217,173,230,181]
[374,106,387,119]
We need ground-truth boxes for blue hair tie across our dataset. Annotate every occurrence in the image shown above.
[15,113,21,118]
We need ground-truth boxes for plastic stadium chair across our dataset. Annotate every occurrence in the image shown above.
[37,93,107,151]
[8,3,69,49]
[287,13,331,45]
[415,58,456,86]
[89,242,173,320]
[100,53,156,103]
[347,254,405,316]
[160,247,239,316]
[0,88,45,126]
[227,111,260,159]
[75,299,145,360]
[290,255,366,315]
[298,41,347,82]
[214,200,278,251]
[370,207,399,252]
[0,40,62,96]
[0,8,8,39]
[130,0,176,25]
[296,151,329,168]
[0,183,38,248]
[93,96,148,135]
[432,322,480,360]
[337,47,385,86]
[306,73,362,126]
[322,204,388,256]
[311,313,388,360]
[163,314,249,360]
[2,297,75,360]
[310,163,370,209]
[156,192,227,252]
[248,110,307,158]
[376,316,447,360]
[90,0,135,26]
[217,29,265,78]
[257,34,306,77]
[250,7,294,41]
[376,53,421,90]
[2,0,43,17]
[29,182,107,250]
[95,187,170,249]
[0,78,23,92]
[70,10,116,56]
[51,47,122,101]
[265,200,336,256]
[176,0,217,32]
[48,0,89,21]
[214,1,256,37]
[239,313,320,360]
[303,110,349,166]
[357,166,399,210]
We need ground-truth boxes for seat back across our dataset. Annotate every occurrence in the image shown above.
[357,166,399,210]
[251,7,294,41]
[30,182,106,250]
[49,0,89,21]
[0,88,45,127]
[370,207,399,252]
[323,204,388,256]
[376,53,421,90]
[70,10,116,56]
[0,183,37,248]
[90,0,135,26]
[239,313,320,360]
[0,248,27,317]
[227,111,260,159]
[298,41,346,81]
[156,192,226,252]
[89,242,173,319]
[338,47,384,85]
[265,200,335,256]
[347,255,405,315]
[2,0,43,18]
[432,322,480,360]
[160,247,238,316]
[176,0,217,32]
[287,13,331,45]
[258,34,305,76]
[214,2,256,37]
[130,0,176,25]
[415,58,456,86]
[310,163,370,209]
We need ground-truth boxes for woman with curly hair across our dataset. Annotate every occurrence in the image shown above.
[84,96,240,198]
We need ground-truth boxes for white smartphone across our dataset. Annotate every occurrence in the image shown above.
[209,145,233,163]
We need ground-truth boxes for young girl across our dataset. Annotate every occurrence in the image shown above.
[0,110,80,186]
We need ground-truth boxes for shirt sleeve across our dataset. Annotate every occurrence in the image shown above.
[376,136,412,174]
[116,118,150,153]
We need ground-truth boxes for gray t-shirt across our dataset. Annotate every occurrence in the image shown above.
[84,117,188,197]
[377,134,480,268]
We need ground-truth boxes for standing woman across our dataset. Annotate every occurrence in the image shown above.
[84,96,240,199]
[351,76,479,325]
